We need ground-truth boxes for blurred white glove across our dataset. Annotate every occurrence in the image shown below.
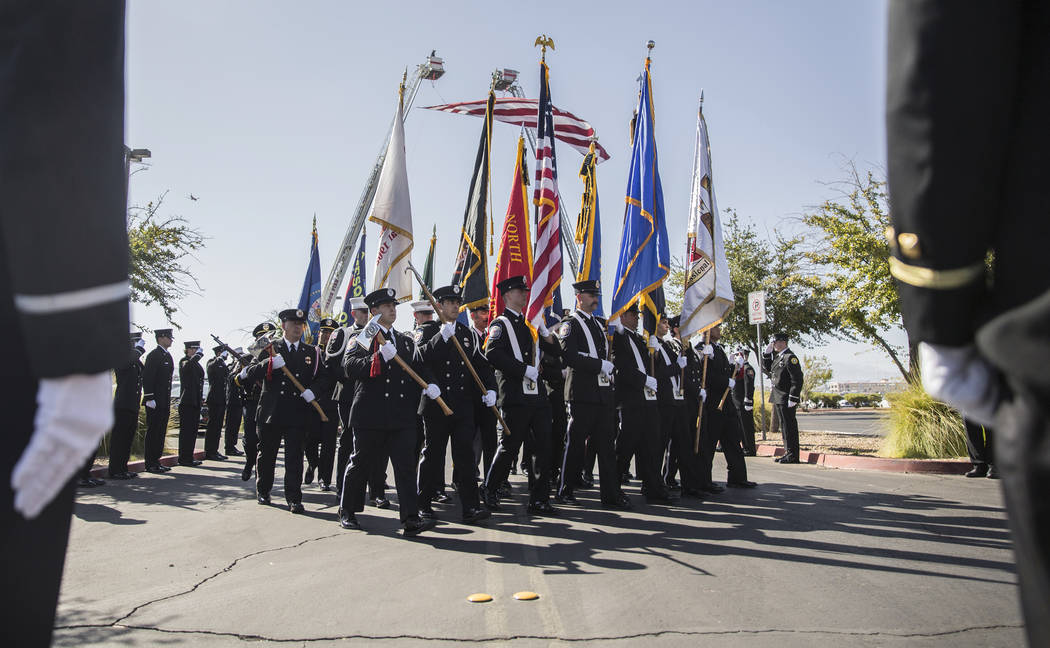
[764,342,775,354]
[482,390,497,407]
[677,355,687,369]
[238,368,248,380]
[440,322,456,341]
[145,399,157,409]
[270,354,286,370]
[919,342,1000,427]
[647,335,660,349]
[644,376,658,391]
[12,372,114,519]
[537,322,549,338]
[561,368,569,380]
[728,378,736,389]
[700,388,707,402]
[425,383,441,400]
[524,365,539,382]
[744,405,753,412]
[134,338,146,350]
[301,389,316,403]
[788,399,798,408]
[608,321,623,334]
[734,354,745,368]
[220,350,229,359]
[379,342,397,362]
[193,348,203,359]
[702,344,714,357]
[600,360,614,376]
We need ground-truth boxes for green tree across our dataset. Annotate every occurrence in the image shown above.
[802,163,913,382]
[127,191,206,326]
[801,354,833,403]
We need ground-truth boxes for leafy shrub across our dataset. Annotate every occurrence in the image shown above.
[879,383,967,458]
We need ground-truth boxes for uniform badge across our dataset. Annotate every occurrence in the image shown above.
[304,356,312,365]
[790,356,799,365]
[557,322,571,339]
[489,324,502,340]
[413,329,424,343]
[296,309,304,318]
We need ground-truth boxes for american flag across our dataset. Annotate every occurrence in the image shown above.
[422,98,610,162]
[526,60,563,331]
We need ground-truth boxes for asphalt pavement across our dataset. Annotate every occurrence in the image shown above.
[54,450,1023,647]
[796,409,892,436]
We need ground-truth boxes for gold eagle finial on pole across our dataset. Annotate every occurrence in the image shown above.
[534,35,555,62]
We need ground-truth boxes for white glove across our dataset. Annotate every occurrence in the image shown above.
[728,378,736,389]
[193,348,203,359]
[270,354,286,370]
[644,376,658,391]
[600,360,614,376]
[537,322,549,337]
[145,399,157,409]
[676,355,687,369]
[524,365,539,382]
[701,344,714,357]
[647,335,660,349]
[734,354,745,368]
[919,342,1000,427]
[700,388,707,402]
[744,406,753,412]
[238,368,248,380]
[425,383,441,400]
[788,399,798,408]
[134,338,146,350]
[12,372,114,519]
[608,321,623,334]
[483,390,497,407]
[764,342,775,354]
[220,350,229,359]
[379,342,397,362]
[440,322,456,341]
[301,388,316,403]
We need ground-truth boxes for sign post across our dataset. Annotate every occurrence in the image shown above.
[748,291,768,440]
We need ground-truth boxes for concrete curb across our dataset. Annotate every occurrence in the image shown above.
[89,450,207,478]
[755,444,971,475]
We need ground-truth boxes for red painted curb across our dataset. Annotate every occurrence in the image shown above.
[89,450,206,478]
[755,444,970,475]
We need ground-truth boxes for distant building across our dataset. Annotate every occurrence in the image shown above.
[825,379,907,395]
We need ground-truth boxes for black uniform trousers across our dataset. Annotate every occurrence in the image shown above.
[336,402,386,499]
[108,408,139,476]
[699,403,749,485]
[242,401,259,471]
[964,420,995,468]
[662,401,702,490]
[473,403,498,481]
[144,405,170,468]
[204,400,225,455]
[256,422,305,505]
[560,402,619,502]
[617,403,665,495]
[736,405,757,455]
[549,390,567,478]
[774,403,800,459]
[486,402,552,504]
[177,401,200,463]
[420,406,480,513]
[342,426,416,522]
[224,401,242,454]
[305,399,338,485]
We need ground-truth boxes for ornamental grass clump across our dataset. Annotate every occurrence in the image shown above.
[879,382,968,459]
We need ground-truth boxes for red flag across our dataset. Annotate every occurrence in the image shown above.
[489,135,534,322]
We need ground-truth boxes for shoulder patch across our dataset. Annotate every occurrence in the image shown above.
[557,321,572,339]
[412,329,424,343]
[790,356,799,365]
[488,324,503,340]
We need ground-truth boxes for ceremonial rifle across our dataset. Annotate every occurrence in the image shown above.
[210,334,252,366]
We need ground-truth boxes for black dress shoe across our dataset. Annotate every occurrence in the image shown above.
[665,479,681,490]
[257,494,271,505]
[373,497,391,509]
[158,464,172,472]
[303,466,315,485]
[987,465,1000,479]
[727,480,758,489]
[89,477,107,487]
[146,465,167,474]
[319,482,331,492]
[603,494,632,510]
[681,488,707,499]
[402,517,436,537]
[289,502,304,514]
[779,457,801,464]
[965,465,989,478]
[646,492,676,504]
[339,509,361,530]
[419,505,437,520]
[177,460,202,467]
[462,507,492,524]
[481,489,501,510]
[241,465,253,482]
[527,501,559,516]
[774,455,786,463]
[225,448,245,457]
[554,492,578,505]
[701,483,725,494]
[434,492,452,504]
[77,478,97,488]
[108,472,134,480]
[205,452,227,461]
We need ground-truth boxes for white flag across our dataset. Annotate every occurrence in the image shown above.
[680,98,734,340]
[370,92,413,303]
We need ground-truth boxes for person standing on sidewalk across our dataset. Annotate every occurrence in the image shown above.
[762,333,803,464]
[142,329,175,473]
[108,333,146,480]
[177,341,205,467]
[204,345,229,461]
[732,347,758,456]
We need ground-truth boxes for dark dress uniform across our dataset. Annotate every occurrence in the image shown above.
[540,325,567,482]
[413,318,442,499]
[612,328,670,501]
[340,316,432,525]
[556,309,625,505]
[1,3,129,642]
[761,344,803,462]
[654,336,702,493]
[698,343,750,486]
[224,361,244,455]
[472,321,499,480]
[483,307,557,509]
[732,358,758,455]
[419,310,496,520]
[109,344,145,477]
[247,332,332,508]
[142,342,174,469]
[204,351,229,458]
[234,361,262,480]
[886,4,1050,641]
[963,420,996,478]
[305,319,340,489]
[177,347,205,464]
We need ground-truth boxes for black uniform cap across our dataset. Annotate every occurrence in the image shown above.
[432,284,463,301]
[622,302,639,314]
[212,345,224,354]
[130,331,142,342]
[364,287,397,308]
[469,303,490,313]
[252,322,276,338]
[279,308,308,323]
[318,317,338,331]
[495,275,529,294]
[184,340,200,349]
[773,333,789,342]
[572,279,601,295]
[667,314,681,328]
[155,328,173,338]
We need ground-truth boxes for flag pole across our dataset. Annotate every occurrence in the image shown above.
[694,329,710,454]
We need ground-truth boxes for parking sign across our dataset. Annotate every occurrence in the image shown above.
[748,291,767,324]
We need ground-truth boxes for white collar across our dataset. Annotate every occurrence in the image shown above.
[504,307,521,318]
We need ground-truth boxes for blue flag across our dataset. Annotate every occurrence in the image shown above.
[610,58,670,337]
[341,232,366,323]
[576,142,604,317]
[298,217,322,341]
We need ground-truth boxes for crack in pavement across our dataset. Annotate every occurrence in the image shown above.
[54,622,1025,643]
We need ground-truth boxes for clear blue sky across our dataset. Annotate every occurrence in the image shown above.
[126,0,900,380]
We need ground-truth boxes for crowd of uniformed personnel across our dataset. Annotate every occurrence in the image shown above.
[102,277,805,537]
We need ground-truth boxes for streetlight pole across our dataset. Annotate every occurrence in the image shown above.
[124,146,151,221]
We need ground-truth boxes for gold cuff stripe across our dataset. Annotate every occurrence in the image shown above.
[888,257,984,290]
